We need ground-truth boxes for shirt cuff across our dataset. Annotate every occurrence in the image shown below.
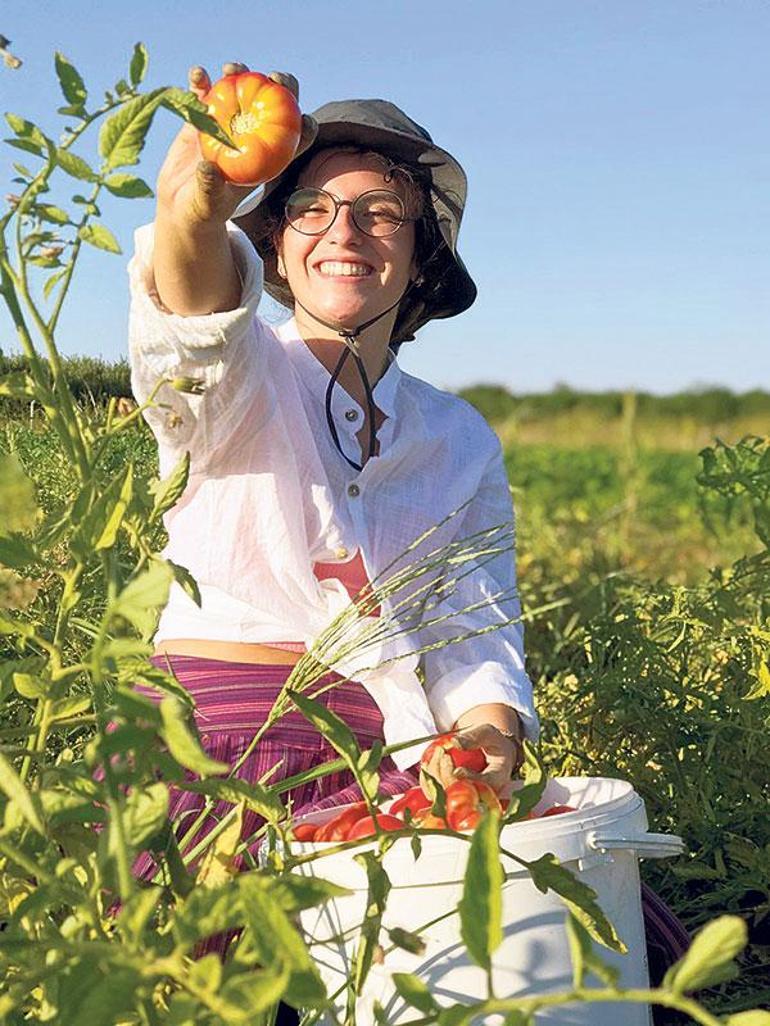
[426,661,539,741]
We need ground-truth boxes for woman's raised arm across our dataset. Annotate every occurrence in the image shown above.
[153,63,257,316]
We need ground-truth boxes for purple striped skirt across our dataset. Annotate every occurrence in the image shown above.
[132,655,420,886]
[131,655,689,982]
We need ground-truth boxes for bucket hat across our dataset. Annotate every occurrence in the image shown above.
[232,98,477,345]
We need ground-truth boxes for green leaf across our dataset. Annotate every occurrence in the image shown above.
[123,781,169,847]
[49,694,92,722]
[0,533,37,568]
[98,88,166,169]
[217,964,292,1021]
[392,973,439,1014]
[238,875,328,1008]
[180,776,285,823]
[527,852,626,953]
[103,172,153,198]
[109,558,174,638]
[55,147,98,182]
[37,204,70,225]
[43,267,68,300]
[173,878,245,946]
[78,222,121,254]
[129,43,149,87]
[269,872,352,913]
[12,672,47,699]
[168,560,201,608]
[161,86,236,149]
[54,958,139,1026]
[664,915,747,994]
[118,885,162,943]
[352,849,392,995]
[565,912,620,989]
[0,371,35,400]
[159,697,228,776]
[288,688,361,766]
[0,751,46,835]
[458,810,503,970]
[0,454,38,535]
[54,52,87,111]
[505,739,547,821]
[5,114,49,154]
[150,451,190,520]
[387,926,427,956]
[71,464,133,556]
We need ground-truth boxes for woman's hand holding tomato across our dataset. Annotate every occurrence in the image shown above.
[419,724,522,804]
[156,61,316,233]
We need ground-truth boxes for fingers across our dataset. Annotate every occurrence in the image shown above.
[268,70,299,98]
[188,65,211,98]
[195,159,227,206]
[223,60,249,77]
[296,113,318,159]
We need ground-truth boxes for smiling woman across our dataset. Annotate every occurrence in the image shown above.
[127,61,537,1012]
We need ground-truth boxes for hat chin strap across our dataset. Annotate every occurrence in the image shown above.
[294,281,418,473]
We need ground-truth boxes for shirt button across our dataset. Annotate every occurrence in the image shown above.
[335,547,349,560]
[345,409,358,421]
[347,483,360,498]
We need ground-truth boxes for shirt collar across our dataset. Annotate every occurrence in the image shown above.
[276,315,401,418]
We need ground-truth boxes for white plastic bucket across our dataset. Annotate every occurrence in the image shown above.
[289,777,684,1025]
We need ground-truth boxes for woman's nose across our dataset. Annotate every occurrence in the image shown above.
[325,202,364,243]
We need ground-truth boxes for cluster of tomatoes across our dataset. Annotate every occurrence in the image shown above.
[289,732,577,844]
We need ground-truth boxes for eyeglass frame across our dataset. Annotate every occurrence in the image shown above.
[283,187,420,238]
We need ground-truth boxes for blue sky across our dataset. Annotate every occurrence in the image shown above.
[1,0,768,394]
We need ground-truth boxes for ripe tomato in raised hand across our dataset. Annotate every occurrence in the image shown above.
[445,780,502,832]
[199,71,302,186]
[389,787,432,821]
[541,804,578,818]
[347,813,407,840]
[314,802,368,842]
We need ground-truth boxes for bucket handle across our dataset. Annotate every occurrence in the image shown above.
[587,830,686,859]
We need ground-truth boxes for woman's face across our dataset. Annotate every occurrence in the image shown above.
[276,149,419,331]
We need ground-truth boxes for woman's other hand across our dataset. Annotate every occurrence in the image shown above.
[449,723,523,802]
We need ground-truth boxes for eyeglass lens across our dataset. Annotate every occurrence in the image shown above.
[285,188,406,237]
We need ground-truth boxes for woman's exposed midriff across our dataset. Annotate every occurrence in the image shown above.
[153,639,306,666]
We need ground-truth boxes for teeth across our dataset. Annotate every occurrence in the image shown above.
[318,262,372,277]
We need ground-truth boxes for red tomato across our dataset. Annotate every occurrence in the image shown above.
[314,802,368,842]
[421,732,488,781]
[420,732,458,766]
[291,822,319,842]
[347,814,406,840]
[199,71,302,186]
[541,804,578,818]
[448,747,488,773]
[389,787,432,820]
[411,810,449,830]
[445,780,503,832]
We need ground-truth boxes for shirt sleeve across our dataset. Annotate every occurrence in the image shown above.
[127,219,265,471]
[418,439,539,741]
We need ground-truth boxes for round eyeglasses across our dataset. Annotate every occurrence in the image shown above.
[284,187,417,238]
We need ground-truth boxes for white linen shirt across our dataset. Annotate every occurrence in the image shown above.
[127,220,538,770]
